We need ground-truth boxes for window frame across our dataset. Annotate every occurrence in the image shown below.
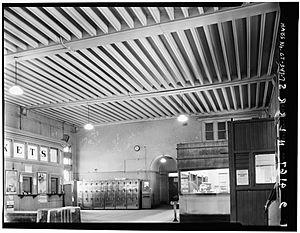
[203,120,228,141]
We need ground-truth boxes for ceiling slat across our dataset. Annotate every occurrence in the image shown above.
[257,13,266,76]
[188,93,204,113]
[132,7,147,26]
[115,7,134,29]
[217,23,231,81]
[127,40,170,89]
[268,11,280,75]
[195,92,210,112]
[204,90,218,112]
[221,87,231,110]
[90,47,144,93]
[172,95,191,114]
[4,10,49,45]
[156,97,178,115]
[178,30,204,85]
[115,42,163,90]
[27,7,71,41]
[11,7,60,43]
[190,27,213,84]
[212,89,224,111]
[239,85,244,109]
[146,98,172,116]
[81,7,109,33]
[151,35,186,86]
[248,83,251,108]
[139,37,177,88]
[262,80,269,107]
[255,82,260,108]
[4,32,27,50]
[62,7,97,36]
[98,7,121,31]
[148,7,160,23]
[165,7,174,20]
[4,41,17,52]
[246,16,251,78]
[4,20,39,48]
[104,44,154,91]
[182,94,198,114]
[164,33,195,86]
[181,7,189,17]
[203,26,222,82]
[230,86,238,110]
[232,19,241,79]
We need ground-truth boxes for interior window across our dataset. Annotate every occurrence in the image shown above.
[205,123,214,140]
[217,122,226,139]
[255,154,276,184]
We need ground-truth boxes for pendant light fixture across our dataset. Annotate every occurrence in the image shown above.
[9,60,24,95]
[84,104,94,130]
[177,93,188,123]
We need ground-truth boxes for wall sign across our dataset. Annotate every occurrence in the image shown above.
[28,145,38,160]
[5,170,18,194]
[4,139,11,157]
[40,147,48,162]
[13,142,25,158]
[236,169,249,185]
[37,172,47,194]
[50,148,58,163]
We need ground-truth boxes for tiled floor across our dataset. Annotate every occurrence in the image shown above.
[81,206,178,223]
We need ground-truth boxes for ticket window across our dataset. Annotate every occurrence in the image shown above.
[255,154,276,184]
[180,168,230,194]
[22,176,33,194]
[51,177,59,194]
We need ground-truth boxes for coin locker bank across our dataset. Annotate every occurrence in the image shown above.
[75,179,151,209]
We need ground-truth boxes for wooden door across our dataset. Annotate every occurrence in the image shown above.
[228,118,276,226]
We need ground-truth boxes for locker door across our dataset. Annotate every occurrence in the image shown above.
[115,181,126,209]
[99,182,105,209]
[93,182,101,209]
[83,182,92,209]
[76,181,83,208]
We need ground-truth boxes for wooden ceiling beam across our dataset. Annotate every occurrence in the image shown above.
[255,82,260,108]
[146,98,172,116]
[5,3,279,64]
[182,94,198,114]
[181,7,189,17]
[204,90,218,112]
[4,41,17,52]
[25,75,273,110]
[262,80,269,107]
[248,83,251,109]
[239,85,244,109]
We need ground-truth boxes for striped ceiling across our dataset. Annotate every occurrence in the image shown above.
[3,3,280,127]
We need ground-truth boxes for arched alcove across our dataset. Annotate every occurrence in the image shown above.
[149,155,177,206]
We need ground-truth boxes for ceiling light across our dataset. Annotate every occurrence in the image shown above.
[177,114,188,122]
[84,123,94,130]
[84,104,94,130]
[9,85,24,95]
[160,157,167,163]
[9,61,24,95]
